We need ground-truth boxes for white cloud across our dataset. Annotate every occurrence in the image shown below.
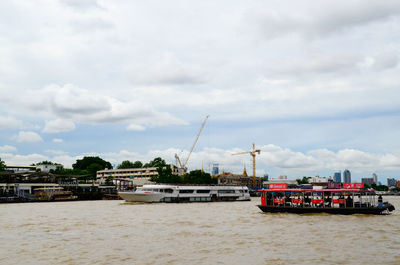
[45,149,68,155]
[0,0,400,167]
[61,0,102,11]
[43,119,76,133]
[2,144,399,178]
[10,84,187,129]
[0,116,22,130]
[13,131,43,143]
[126,124,146,131]
[0,145,17,153]
[76,145,400,178]
[53,138,64,143]
[255,1,400,39]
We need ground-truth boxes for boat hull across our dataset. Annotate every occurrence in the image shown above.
[119,192,165,203]
[257,204,395,215]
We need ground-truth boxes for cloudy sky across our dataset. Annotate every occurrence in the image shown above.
[1,0,400,181]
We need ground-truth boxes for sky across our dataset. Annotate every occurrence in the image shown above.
[1,0,400,181]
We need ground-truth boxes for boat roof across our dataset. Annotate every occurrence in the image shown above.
[258,189,375,193]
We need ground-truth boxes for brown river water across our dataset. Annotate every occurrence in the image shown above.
[1,197,399,265]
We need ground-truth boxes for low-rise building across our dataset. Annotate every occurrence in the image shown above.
[216,169,263,187]
[36,164,63,173]
[96,164,179,186]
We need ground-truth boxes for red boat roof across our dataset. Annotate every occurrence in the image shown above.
[258,189,375,193]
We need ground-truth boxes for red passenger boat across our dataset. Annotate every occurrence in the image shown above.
[257,183,395,215]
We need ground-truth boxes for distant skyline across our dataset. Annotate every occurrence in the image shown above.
[1,0,400,181]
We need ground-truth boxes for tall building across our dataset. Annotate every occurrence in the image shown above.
[334,172,341,183]
[372,173,378,185]
[361,178,374,186]
[387,178,397,187]
[343,169,351,183]
[212,163,219,176]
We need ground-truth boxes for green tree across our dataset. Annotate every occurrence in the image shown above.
[132,161,143,168]
[73,156,112,170]
[0,158,6,172]
[144,157,166,168]
[118,160,143,169]
[371,184,389,191]
[87,163,103,180]
[35,160,55,165]
[183,170,217,184]
[152,165,183,184]
[296,176,311,184]
[105,175,114,185]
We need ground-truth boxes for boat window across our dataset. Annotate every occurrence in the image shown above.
[164,189,173,193]
[179,190,194,193]
[197,190,210,193]
[218,190,235,193]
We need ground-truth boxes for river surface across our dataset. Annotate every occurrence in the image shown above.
[1,197,399,265]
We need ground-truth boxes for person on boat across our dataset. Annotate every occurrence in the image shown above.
[285,194,291,206]
[346,195,353,207]
[325,195,332,207]
[266,193,272,206]
[378,195,383,206]
[339,195,345,208]
[304,196,311,206]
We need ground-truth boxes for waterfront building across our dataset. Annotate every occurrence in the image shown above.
[311,176,329,183]
[372,173,378,185]
[334,172,341,183]
[343,169,351,183]
[5,165,36,172]
[362,178,375,186]
[36,163,63,173]
[387,178,397,188]
[216,171,263,187]
[96,165,179,186]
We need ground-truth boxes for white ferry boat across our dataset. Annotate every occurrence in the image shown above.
[118,184,251,203]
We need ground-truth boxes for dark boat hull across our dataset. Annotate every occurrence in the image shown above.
[257,204,395,215]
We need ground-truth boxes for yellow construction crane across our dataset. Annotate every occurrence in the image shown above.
[232,143,261,187]
[175,115,209,174]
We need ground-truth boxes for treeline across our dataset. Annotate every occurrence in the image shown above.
[153,167,217,185]
[0,156,217,184]
[117,157,166,169]
[51,156,113,180]
[51,156,168,180]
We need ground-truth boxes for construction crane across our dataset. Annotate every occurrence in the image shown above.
[232,143,261,187]
[175,115,209,174]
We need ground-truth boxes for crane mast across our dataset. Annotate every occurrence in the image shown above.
[232,143,261,187]
[175,115,209,174]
